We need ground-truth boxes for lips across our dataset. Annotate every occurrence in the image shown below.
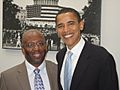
[33,53,41,58]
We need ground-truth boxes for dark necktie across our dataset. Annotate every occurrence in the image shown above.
[34,69,45,90]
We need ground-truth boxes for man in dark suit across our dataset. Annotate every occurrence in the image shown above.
[55,7,119,90]
[0,29,58,90]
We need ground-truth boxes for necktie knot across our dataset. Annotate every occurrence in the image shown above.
[67,51,73,59]
[34,69,40,75]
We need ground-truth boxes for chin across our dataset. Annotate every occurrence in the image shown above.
[33,61,41,66]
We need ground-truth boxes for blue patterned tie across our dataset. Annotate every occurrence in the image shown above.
[34,69,45,90]
[64,51,73,90]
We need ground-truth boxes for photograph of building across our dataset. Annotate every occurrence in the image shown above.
[2,0,101,50]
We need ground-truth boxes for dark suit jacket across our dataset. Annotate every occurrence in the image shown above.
[0,60,58,90]
[56,41,119,90]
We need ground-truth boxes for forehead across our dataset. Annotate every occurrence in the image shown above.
[56,12,78,23]
[23,31,44,42]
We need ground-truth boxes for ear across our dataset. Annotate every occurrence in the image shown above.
[79,20,84,32]
[45,44,48,52]
[56,28,61,38]
[57,32,61,38]
[21,48,25,55]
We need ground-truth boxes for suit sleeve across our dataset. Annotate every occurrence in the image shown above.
[99,54,119,90]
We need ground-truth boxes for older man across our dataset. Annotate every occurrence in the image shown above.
[0,29,58,90]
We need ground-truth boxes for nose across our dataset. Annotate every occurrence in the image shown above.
[33,44,39,51]
[63,24,69,33]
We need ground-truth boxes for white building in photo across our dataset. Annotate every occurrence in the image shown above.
[25,0,61,27]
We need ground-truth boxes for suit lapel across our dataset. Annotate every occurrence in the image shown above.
[71,42,90,90]
[46,61,54,89]
[59,48,67,73]
[45,61,58,90]
[57,48,67,90]
[16,62,31,90]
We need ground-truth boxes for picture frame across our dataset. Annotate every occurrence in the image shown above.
[2,0,101,51]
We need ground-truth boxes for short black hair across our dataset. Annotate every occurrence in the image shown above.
[55,7,82,23]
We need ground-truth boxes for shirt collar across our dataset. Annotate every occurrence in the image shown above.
[25,60,46,75]
[67,37,85,56]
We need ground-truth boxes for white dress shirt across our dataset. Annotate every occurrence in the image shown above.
[60,37,85,89]
[25,60,51,90]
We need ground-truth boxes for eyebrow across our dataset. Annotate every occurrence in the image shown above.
[57,20,76,26]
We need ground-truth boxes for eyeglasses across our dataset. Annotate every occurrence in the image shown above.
[24,41,46,48]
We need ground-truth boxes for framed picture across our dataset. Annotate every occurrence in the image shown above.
[2,0,101,51]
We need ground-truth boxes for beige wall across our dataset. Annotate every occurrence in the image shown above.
[101,0,120,82]
[0,0,120,87]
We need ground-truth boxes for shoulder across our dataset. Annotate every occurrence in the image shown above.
[56,47,66,63]
[85,42,115,64]
[56,47,66,58]
[1,62,25,76]
[85,41,112,57]
[45,60,57,68]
